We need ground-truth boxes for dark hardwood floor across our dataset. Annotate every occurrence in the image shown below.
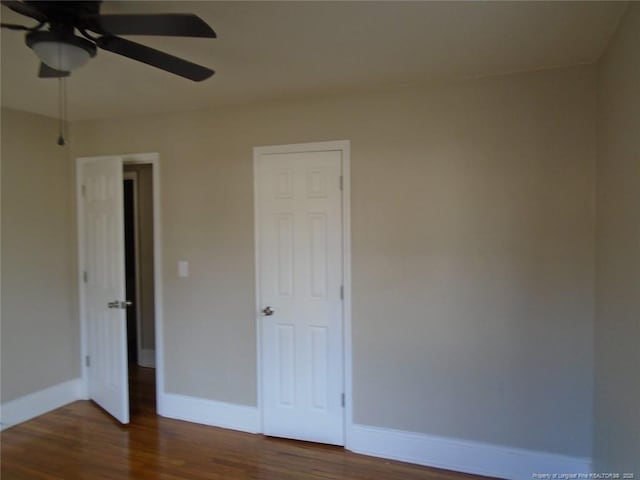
[1,367,490,480]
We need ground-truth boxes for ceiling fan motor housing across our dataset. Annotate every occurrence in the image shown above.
[25,0,102,22]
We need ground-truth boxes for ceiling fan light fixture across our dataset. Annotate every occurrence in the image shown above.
[26,31,96,72]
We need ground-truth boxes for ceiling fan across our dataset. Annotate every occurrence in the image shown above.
[0,0,217,81]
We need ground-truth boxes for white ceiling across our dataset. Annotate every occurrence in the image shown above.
[0,1,627,121]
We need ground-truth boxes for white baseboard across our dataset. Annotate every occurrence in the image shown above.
[0,381,593,480]
[159,392,259,434]
[0,378,83,431]
[138,349,156,368]
[348,424,591,480]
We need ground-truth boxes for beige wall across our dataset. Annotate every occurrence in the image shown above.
[594,3,640,473]
[72,65,596,457]
[1,108,78,402]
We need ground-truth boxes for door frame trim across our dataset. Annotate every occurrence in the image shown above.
[252,140,352,445]
[76,152,165,412]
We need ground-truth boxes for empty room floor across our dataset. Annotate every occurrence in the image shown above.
[0,390,493,479]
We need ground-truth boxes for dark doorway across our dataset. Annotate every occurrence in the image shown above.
[124,179,138,365]
[123,171,156,415]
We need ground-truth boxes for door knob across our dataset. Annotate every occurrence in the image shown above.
[262,306,274,316]
[107,301,133,309]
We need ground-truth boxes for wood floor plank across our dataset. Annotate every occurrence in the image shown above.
[1,368,494,480]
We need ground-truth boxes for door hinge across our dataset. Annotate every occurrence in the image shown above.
[81,185,86,197]
[83,271,88,283]
[340,285,344,300]
[339,176,343,191]
[85,355,90,367]
[341,393,345,407]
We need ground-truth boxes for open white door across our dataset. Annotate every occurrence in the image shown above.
[255,145,345,445]
[80,156,130,424]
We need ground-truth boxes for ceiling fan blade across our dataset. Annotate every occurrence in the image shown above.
[87,13,216,38]
[1,22,32,30]
[0,1,46,22]
[96,36,214,82]
[39,62,69,78]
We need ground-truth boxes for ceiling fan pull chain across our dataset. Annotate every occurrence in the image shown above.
[63,77,68,142]
[57,76,66,146]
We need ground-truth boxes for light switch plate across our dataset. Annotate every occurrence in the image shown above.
[178,261,189,278]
